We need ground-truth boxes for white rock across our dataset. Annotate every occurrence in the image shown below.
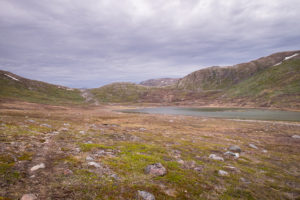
[262,149,268,153]
[177,159,185,164]
[291,135,300,139]
[79,130,85,134]
[30,163,45,171]
[218,170,229,176]
[209,154,224,161]
[86,156,94,161]
[88,162,101,168]
[249,144,258,149]
[224,151,239,158]
[40,124,52,128]
[137,190,155,200]
[21,194,37,200]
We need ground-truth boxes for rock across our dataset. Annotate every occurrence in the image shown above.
[86,141,93,144]
[63,169,73,175]
[27,120,35,123]
[218,170,229,176]
[164,188,177,197]
[144,163,167,176]
[169,120,174,123]
[79,130,85,134]
[224,151,239,158]
[30,163,45,171]
[21,194,37,200]
[291,135,300,139]
[64,123,70,126]
[40,124,52,128]
[88,162,101,168]
[110,173,120,180]
[137,190,155,200]
[139,128,147,131]
[249,144,258,149]
[209,154,224,161]
[59,127,69,131]
[228,145,241,153]
[177,159,184,164]
[86,156,94,161]
[262,149,268,153]
[240,177,251,184]
[194,166,203,172]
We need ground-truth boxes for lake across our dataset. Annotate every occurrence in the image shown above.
[119,107,300,122]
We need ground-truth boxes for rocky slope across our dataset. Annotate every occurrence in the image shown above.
[140,78,179,87]
[177,51,300,91]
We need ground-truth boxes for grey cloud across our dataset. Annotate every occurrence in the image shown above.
[0,0,300,88]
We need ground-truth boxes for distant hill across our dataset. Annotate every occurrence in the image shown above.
[1,50,299,109]
[177,51,300,91]
[224,54,300,108]
[140,78,179,87]
[0,70,84,105]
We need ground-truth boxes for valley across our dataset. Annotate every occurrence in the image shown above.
[0,50,300,199]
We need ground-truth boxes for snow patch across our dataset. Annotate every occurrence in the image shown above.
[273,62,282,66]
[4,74,19,81]
[284,53,298,61]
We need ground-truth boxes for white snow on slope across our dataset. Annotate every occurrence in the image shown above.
[284,53,299,61]
[273,53,299,66]
[4,74,19,81]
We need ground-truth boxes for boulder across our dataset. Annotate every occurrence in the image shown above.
[218,170,229,176]
[292,135,300,139]
[249,144,258,149]
[30,163,45,171]
[21,194,37,200]
[228,145,241,153]
[209,154,224,161]
[137,190,155,200]
[144,163,167,176]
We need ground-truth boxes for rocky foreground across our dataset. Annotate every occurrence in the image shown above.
[0,101,300,200]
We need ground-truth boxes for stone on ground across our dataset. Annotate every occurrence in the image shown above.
[249,144,258,149]
[21,194,37,200]
[144,163,167,176]
[137,190,155,200]
[209,154,224,161]
[88,162,101,168]
[291,135,300,139]
[218,170,229,176]
[30,163,45,171]
[228,145,241,153]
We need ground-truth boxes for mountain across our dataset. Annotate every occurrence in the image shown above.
[1,50,299,108]
[0,70,84,105]
[223,54,300,108]
[177,51,300,91]
[140,78,179,87]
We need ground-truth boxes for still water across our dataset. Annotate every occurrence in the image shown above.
[120,107,300,122]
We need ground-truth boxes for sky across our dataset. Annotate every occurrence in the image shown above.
[0,0,300,88]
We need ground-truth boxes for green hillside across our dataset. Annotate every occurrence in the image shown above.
[90,82,149,103]
[225,57,300,107]
[0,70,84,105]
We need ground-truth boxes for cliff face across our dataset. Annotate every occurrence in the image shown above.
[177,51,300,91]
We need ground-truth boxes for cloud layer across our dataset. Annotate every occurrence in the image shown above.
[1,0,300,88]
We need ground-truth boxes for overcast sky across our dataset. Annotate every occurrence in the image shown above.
[0,0,300,88]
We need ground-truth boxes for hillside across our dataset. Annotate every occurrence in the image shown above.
[224,54,300,108]
[177,51,300,91]
[140,78,179,87]
[1,50,299,109]
[0,70,84,105]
